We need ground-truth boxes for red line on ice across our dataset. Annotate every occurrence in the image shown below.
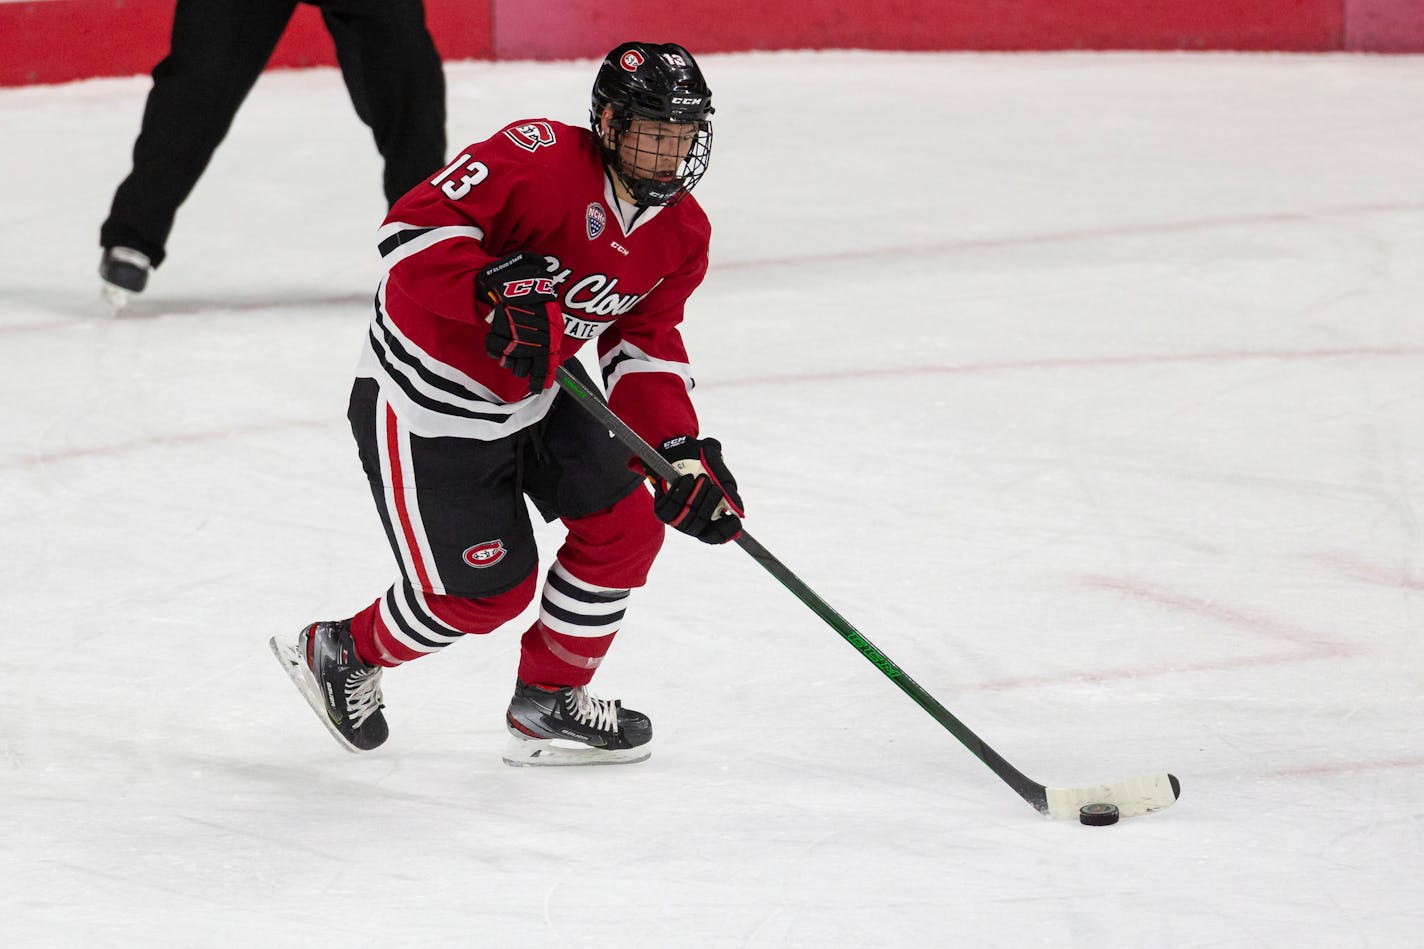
[0,418,328,471]
[4,346,1420,469]
[972,575,1360,691]
[1305,551,1424,592]
[717,200,1424,272]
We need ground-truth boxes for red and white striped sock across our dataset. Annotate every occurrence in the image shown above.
[350,571,536,668]
[517,560,630,687]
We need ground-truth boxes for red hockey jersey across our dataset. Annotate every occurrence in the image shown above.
[355,118,711,449]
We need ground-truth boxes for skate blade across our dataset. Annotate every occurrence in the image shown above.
[100,283,130,316]
[501,735,651,768]
[268,635,366,755]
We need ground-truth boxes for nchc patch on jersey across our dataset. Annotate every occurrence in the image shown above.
[585,202,607,240]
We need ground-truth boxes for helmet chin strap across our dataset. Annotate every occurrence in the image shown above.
[604,138,676,207]
[606,162,636,205]
[600,163,656,229]
[598,113,689,207]
[616,167,676,206]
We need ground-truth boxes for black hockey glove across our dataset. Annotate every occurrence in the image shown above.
[476,252,564,396]
[651,436,744,545]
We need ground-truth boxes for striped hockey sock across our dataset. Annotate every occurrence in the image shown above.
[517,560,630,687]
[349,572,536,667]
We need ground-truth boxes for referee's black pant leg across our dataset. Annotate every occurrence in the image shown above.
[320,0,447,206]
[101,0,300,265]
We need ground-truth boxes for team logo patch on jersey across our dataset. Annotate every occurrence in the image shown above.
[585,202,607,240]
[504,121,557,152]
[620,50,645,72]
[463,540,507,569]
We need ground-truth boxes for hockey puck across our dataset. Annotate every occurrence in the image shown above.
[1079,803,1120,826]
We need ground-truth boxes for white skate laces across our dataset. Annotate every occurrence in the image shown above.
[345,667,385,727]
[566,687,620,733]
[501,680,651,766]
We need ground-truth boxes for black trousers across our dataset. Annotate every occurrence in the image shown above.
[100,0,446,266]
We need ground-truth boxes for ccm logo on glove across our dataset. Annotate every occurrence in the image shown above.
[651,436,744,545]
[476,252,564,396]
[500,276,557,298]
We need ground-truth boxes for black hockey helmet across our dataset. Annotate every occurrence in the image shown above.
[590,42,713,206]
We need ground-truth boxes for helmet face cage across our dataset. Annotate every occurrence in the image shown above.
[600,116,712,207]
[590,43,714,206]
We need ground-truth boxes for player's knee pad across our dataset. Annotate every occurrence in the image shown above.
[558,487,666,589]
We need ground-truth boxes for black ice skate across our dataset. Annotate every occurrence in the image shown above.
[503,679,652,767]
[99,246,151,314]
[269,620,388,753]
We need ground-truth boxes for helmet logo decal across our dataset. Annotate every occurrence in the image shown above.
[463,540,507,569]
[586,202,606,240]
[619,50,645,71]
[504,121,557,152]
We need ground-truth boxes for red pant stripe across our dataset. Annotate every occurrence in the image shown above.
[384,403,435,594]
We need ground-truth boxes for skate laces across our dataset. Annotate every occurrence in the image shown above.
[565,687,619,734]
[345,667,385,727]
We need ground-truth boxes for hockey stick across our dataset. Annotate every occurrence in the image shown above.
[555,365,1180,820]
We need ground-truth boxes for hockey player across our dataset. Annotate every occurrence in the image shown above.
[271,42,741,766]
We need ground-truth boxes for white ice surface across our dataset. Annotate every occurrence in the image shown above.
[2,52,1423,948]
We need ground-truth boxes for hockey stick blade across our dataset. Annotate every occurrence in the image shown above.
[1044,772,1181,820]
[554,365,1181,820]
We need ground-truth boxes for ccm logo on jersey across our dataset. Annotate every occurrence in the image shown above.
[501,277,557,297]
[463,540,507,568]
[504,122,557,152]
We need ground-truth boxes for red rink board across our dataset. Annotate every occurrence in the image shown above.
[493,0,1344,58]
[1345,0,1424,51]
[0,0,491,87]
[4,0,1412,89]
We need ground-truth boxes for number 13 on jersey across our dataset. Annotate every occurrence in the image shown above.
[430,153,489,200]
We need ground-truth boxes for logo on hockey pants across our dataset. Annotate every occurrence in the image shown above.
[463,540,508,569]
